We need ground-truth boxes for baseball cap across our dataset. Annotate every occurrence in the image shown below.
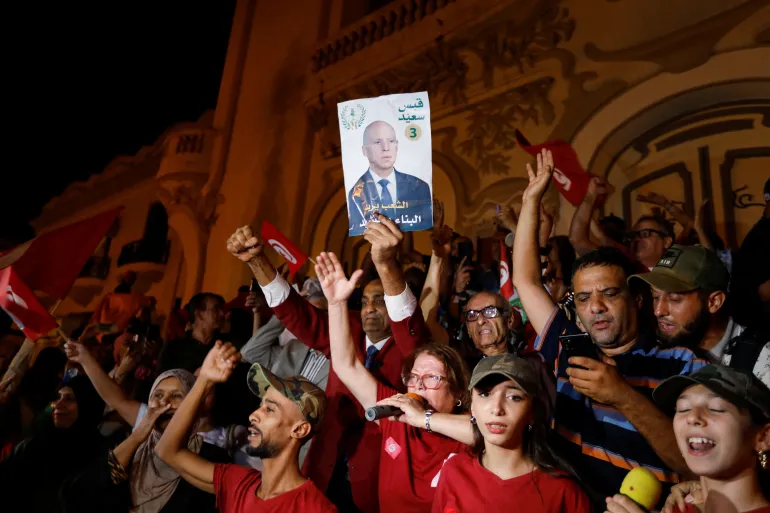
[628,244,729,293]
[469,353,539,396]
[247,363,327,434]
[653,364,770,424]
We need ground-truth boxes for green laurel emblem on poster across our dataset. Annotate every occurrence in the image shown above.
[340,104,366,130]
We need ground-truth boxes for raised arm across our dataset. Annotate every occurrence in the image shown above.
[316,252,378,410]
[64,341,141,426]
[568,176,607,256]
[512,149,558,336]
[155,341,241,493]
[420,225,453,345]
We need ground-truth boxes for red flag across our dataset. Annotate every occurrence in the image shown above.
[0,267,58,340]
[260,221,308,277]
[499,241,514,300]
[0,208,122,299]
[515,130,592,206]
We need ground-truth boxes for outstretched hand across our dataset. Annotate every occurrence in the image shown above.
[199,341,240,383]
[315,252,363,306]
[522,149,554,204]
[226,225,264,263]
[64,341,96,367]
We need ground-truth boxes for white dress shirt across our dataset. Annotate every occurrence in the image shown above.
[368,169,398,206]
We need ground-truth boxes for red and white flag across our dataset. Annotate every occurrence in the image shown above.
[0,207,122,340]
[0,267,58,340]
[499,241,514,301]
[514,130,592,206]
[0,207,122,298]
[260,221,308,278]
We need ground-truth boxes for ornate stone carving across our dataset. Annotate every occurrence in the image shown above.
[157,185,224,233]
[306,0,574,163]
[458,77,556,174]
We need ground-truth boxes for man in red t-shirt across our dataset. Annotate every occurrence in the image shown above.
[155,341,337,513]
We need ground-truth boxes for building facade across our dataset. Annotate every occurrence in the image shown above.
[35,0,770,324]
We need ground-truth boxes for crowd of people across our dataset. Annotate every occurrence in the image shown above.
[0,152,768,513]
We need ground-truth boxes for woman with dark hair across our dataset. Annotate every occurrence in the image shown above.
[316,251,472,513]
[432,353,591,513]
[0,375,106,513]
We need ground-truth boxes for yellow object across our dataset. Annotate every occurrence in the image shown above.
[619,467,662,510]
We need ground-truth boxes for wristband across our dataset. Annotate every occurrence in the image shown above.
[425,410,433,433]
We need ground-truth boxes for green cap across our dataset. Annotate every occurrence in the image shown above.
[628,244,730,293]
[247,363,327,434]
[653,364,770,423]
[469,353,540,396]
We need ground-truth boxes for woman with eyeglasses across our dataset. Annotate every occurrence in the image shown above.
[316,251,474,513]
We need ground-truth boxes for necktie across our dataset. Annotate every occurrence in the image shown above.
[364,344,379,370]
[378,179,395,219]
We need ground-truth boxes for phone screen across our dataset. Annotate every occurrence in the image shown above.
[559,333,598,365]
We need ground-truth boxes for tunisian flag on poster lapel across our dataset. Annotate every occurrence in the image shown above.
[514,130,592,206]
[0,207,122,340]
[0,267,58,340]
[499,241,514,301]
[260,221,308,278]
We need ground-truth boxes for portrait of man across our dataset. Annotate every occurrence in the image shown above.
[347,120,432,235]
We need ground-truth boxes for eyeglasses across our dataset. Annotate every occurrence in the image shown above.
[402,373,444,389]
[465,305,503,322]
[626,229,665,242]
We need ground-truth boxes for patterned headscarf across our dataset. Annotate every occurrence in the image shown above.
[129,369,202,513]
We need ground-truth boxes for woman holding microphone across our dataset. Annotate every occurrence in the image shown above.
[316,250,472,513]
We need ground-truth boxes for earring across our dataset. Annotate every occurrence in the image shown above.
[760,451,769,471]
[456,399,462,407]
[527,424,533,432]
[470,416,477,424]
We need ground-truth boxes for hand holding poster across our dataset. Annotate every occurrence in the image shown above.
[338,92,433,236]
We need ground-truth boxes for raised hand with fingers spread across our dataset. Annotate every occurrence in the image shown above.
[522,148,554,204]
[315,252,364,306]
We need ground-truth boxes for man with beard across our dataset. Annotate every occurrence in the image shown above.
[629,244,769,388]
[512,149,707,510]
[156,341,337,513]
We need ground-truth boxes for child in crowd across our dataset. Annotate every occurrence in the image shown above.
[432,353,592,513]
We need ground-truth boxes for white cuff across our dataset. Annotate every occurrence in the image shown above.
[384,284,418,322]
[260,271,292,308]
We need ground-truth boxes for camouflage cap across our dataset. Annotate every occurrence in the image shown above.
[628,244,730,293]
[653,364,770,423]
[469,353,539,396]
[247,363,327,434]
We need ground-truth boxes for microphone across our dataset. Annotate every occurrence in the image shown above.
[365,393,425,422]
[619,467,661,511]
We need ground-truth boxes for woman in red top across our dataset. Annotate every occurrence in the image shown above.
[316,252,472,513]
[609,364,770,513]
[432,353,592,513]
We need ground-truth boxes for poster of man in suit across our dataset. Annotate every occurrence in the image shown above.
[338,92,433,236]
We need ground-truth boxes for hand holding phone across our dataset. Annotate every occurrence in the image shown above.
[559,333,598,369]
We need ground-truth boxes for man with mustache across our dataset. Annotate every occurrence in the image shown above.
[463,291,517,359]
[629,244,769,389]
[226,213,426,513]
[156,341,337,512]
[512,149,708,510]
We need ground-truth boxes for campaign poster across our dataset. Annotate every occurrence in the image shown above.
[337,92,433,236]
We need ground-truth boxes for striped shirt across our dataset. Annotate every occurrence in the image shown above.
[536,307,707,505]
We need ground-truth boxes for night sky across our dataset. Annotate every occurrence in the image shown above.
[3,2,236,245]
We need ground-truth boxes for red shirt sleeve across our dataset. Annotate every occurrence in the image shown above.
[213,463,254,513]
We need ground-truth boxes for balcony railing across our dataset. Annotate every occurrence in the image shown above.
[311,0,457,72]
[117,239,170,267]
[78,256,111,280]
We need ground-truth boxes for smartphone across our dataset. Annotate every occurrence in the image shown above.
[559,332,598,367]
